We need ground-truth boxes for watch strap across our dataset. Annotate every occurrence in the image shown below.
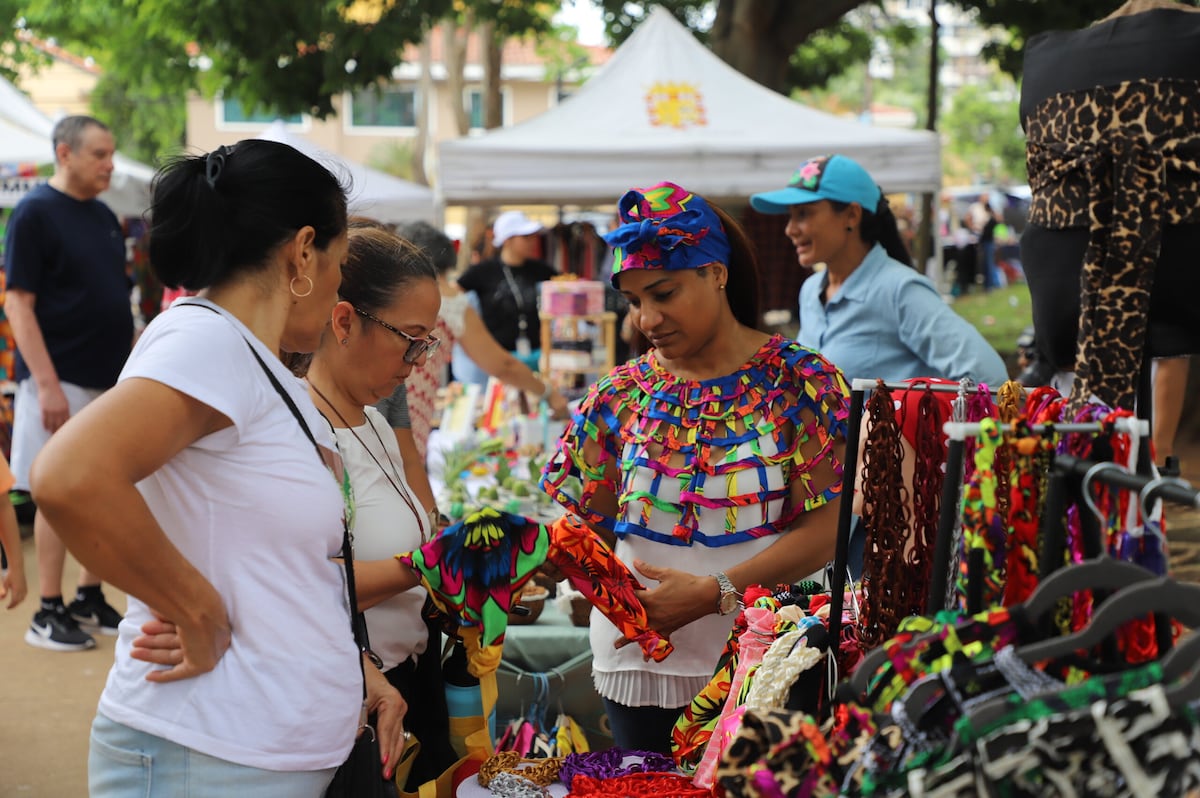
[713,571,741,614]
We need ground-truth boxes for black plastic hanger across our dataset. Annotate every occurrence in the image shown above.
[913,561,1156,730]
[1015,576,1200,665]
[850,633,914,698]
[1020,558,1156,623]
[1022,459,1155,621]
[1160,630,1200,708]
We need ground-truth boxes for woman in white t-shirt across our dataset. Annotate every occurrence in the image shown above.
[297,224,462,789]
[29,140,407,796]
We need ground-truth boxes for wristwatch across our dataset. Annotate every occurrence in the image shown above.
[712,572,741,616]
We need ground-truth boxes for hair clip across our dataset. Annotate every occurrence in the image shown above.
[205,144,232,189]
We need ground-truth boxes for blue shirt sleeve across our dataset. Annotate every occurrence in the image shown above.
[893,276,1009,387]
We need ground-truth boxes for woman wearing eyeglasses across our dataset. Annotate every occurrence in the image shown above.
[294,224,461,790]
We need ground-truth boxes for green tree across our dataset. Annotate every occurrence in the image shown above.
[7,0,562,165]
[940,82,1025,184]
[0,2,51,83]
[596,0,872,93]
[794,14,925,115]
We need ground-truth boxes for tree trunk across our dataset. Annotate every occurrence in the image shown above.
[480,20,503,130]
[913,0,940,275]
[410,34,433,186]
[709,0,869,93]
[444,12,472,136]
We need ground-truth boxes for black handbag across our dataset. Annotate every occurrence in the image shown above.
[226,316,398,798]
[325,718,398,798]
[322,514,399,798]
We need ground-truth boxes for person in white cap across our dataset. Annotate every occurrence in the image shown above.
[457,210,556,372]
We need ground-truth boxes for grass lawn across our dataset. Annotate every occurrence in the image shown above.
[947,284,1032,357]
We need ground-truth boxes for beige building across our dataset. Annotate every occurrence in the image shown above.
[186,30,611,180]
[12,33,100,120]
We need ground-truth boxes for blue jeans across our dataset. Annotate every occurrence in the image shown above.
[89,713,336,798]
[600,697,687,754]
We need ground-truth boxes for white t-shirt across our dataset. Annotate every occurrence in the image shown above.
[333,407,431,671]
[97,300,362,771]
[591,430,787,708]
[590,535,777,709]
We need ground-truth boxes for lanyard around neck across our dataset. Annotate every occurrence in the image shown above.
[501,263,528,314]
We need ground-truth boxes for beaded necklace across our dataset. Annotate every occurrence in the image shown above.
[477,751,563,789]
[309,381,428,544]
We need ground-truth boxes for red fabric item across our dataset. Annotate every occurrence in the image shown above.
[741,585,773,607]
[567,772,713,796]
[546,515,674,662]
[894,378,958,453]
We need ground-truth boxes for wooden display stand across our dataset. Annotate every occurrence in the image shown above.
[539,311,617,391]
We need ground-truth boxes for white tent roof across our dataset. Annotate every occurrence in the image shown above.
[0,76,154,217]
[255,121,435,224]
[438,7,940,205]
[0,117,54,165]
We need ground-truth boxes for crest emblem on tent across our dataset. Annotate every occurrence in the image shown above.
[645,82,707,129]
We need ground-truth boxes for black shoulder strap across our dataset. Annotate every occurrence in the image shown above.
[179,302,372,687]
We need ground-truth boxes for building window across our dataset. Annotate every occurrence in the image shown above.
[220,98,302,125]
[350,86,418,129]
[467,88,485,130]
[465,87,510,130]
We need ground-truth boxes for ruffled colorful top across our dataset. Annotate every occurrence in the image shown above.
[541,334,849,548]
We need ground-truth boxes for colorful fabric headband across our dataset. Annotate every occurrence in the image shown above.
[602,181,731,285]
[397,507,549,676]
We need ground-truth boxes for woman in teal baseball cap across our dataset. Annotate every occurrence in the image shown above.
[751,154,1006,387]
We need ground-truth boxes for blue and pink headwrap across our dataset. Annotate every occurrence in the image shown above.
[602,181,731,286]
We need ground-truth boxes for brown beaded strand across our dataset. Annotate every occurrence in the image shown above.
[909,385,944,614]
[857,381,914,652]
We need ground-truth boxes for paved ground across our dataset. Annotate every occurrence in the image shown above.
[1,442,1198,796]
[0,538,124,796]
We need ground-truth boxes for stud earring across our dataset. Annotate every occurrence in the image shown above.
[341,337,349,346]
[846,226,854,232]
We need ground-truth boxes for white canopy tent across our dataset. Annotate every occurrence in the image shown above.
[255,121,436,224]
[0,76,155,217]
[0,116,54,166]
[438,7,940,206]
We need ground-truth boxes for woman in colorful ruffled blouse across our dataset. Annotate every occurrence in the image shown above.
[541,181,850,753]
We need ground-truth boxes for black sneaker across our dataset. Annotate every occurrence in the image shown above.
[25,606,97,651]
[69,592,124,636]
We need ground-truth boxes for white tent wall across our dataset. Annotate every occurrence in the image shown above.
[255,121,437,224]
[437,8,940,207]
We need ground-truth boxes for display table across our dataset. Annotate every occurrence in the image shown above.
[504,599,590,673]
[425,427,563,525]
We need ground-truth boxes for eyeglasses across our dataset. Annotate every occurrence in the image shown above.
[353,307,441,364]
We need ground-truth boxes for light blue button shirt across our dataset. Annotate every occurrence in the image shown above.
[797,244,1008,386]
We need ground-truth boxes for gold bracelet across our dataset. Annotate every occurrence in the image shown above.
[477,751,563,788]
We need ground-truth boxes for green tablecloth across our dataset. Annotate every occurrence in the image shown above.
[502,600,591,673]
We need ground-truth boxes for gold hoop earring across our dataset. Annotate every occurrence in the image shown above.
[290,275,314,298]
